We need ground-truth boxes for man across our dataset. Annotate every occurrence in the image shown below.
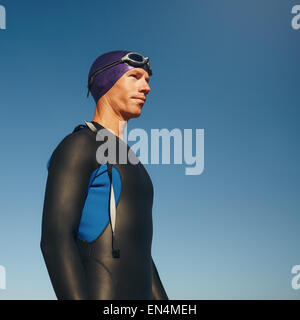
[40,50,168,300]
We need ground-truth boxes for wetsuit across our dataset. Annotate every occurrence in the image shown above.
[40,121,168,300]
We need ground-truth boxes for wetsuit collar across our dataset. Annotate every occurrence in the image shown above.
[90,120,105,131]
[90,121,124,141]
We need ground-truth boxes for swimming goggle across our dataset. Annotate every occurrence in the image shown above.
[87,52,153,97]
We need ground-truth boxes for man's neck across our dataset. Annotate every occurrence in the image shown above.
[92,112,127,141]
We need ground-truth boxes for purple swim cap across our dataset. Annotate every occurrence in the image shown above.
[88,50,151,104]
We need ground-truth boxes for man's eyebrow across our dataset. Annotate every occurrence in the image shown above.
[132,69,150,82]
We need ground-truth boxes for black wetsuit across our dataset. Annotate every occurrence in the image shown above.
[40,121,168,300]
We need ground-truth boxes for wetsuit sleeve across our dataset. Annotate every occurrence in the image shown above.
[40,131,95,300]
[152,258,169,300]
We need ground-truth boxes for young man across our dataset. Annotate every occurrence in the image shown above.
[40,50,168,300]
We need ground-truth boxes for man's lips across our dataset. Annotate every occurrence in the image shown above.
[132,97,146,102]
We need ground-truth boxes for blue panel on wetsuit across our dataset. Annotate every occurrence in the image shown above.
[77,164,122,242]
[46,157,122,242]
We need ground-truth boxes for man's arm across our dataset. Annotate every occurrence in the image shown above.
[152,258,169,300]
[40,131,95,300]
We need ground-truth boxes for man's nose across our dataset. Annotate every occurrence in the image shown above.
[140,81,151,94]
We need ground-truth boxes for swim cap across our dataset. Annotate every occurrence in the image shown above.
[88,50,151,104]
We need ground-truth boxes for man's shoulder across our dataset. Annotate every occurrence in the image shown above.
[47,125,97,170]
[58,125,95,150]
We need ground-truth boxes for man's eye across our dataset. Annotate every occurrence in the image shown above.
[131,75,138,78]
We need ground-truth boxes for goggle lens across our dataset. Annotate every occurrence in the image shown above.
[128,53,144,62]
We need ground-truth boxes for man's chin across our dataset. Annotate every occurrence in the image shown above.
[126,109,142,120]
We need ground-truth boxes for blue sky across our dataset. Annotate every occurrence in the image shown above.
[0,0,299,299]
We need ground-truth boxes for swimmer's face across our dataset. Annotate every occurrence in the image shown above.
[104,68,151,120]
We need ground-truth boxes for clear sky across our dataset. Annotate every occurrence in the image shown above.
[0,0,299,299]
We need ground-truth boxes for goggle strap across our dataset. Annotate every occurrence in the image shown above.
[88,60,121,88]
